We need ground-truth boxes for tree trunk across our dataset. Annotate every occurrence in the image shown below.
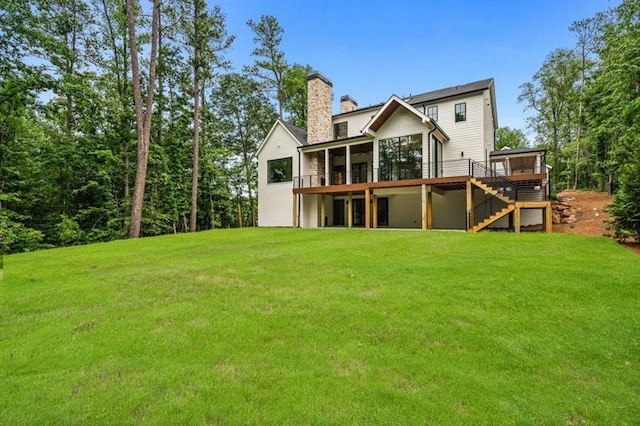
[127,0,160,238]
[190,3,200,233]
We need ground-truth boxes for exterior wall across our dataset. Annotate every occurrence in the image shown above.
[424,93,486,164]
[332,109,377,138]
[432,190,467,229]
[388,193,421,228]
[257,124,299,227]
[482,89,496,161]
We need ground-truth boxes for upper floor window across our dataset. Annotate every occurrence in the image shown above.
[455,102,466,122]
[333,122,348,140]
[267,157,292,183]
[427,105,438,121]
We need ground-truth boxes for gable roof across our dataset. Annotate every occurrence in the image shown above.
[256,119,307,156]
[280,120,308,145]
[361,95,450,141]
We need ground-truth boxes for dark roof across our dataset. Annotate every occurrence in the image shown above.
[490,147,546,156]
[332,78,495,118]
[405,78,494,105]
[280,120,308,145]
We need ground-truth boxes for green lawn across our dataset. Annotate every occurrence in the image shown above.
[2,229,639,424]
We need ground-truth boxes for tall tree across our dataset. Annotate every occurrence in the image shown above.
[518,49,581,190]
[212,73,277,227]
[126,0,160,238]
[244,14,288,118]
[179,1,233,232]
[282,63,312,128]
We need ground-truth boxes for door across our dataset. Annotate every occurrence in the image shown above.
[377,197,389,227]
[352,199,365,227]
[333,199,345,226]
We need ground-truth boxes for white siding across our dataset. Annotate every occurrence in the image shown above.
[483,89,496,162]
[332,109,377,138]
[257,124,299,227]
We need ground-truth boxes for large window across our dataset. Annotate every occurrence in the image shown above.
[379,134,422,181]
[455,102,466,122]
[267,157,292,183]
[333,122,348,139]
[427,105,438,121]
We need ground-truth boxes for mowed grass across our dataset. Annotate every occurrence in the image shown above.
[1,229,639,424]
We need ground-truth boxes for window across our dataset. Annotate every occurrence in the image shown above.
[427,105,438,121]
[379,134,422,181]
[455,102,466,122]
[432,137,443,178]
[267,157,292,183]
[333,122,348,140]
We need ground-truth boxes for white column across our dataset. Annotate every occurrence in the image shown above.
[324,148,329,186]
[372,140,379,182]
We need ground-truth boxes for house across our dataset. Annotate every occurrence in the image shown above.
[257,72,551,232]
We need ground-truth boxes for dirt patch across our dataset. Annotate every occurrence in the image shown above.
[553,190,639,256]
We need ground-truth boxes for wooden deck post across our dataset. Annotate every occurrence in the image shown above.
[365,189,370,229]
[348,192,353,228]
[320,194,325,227]
[514,205,521,233]
[545,202,553,233]
[466,181,474,228]
[373,194,378,229]
[421,184,427,230]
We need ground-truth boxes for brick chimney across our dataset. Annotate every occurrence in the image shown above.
[340,95,358,113]
[306,72,333,144]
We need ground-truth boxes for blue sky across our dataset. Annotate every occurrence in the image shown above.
[215,0,619,137]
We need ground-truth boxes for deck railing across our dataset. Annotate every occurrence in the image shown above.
[294,159,474,189]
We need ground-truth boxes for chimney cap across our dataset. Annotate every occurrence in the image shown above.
[340,95,357,106]
[306,71,333,87]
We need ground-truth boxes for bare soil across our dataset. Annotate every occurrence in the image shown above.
[554,190,640,256]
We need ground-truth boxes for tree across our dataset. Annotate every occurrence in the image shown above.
[212,73,277,227]
[495,127,529,150]
[282,63,312,128]
[244,15,288,118]
[178,0,233,232]
[518,49,581,190]
[126,0,160,238]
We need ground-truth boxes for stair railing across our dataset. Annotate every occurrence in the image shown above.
[466,161,519,230]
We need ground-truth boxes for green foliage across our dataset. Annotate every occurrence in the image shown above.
[244,14,288,117]
[2,229,640,422]
[495,126,529,150]
[282,63,312,128]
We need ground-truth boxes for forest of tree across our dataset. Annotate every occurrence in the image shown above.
[1,0,639,253]
[516,0,640,239]
[0,0,310,253]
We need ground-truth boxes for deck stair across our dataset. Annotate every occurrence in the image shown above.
[469,177,513,204]
[467,161,520,232]
[469,204,516,233]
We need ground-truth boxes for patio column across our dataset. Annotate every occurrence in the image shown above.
[421,184,427,230]
[292,193,297,227]
[348,192,353,228]
[365,189,370,229]
[346,145,351,184]
[373,194,378,229]
[466,181,474,228]
[514,205,521,233]
[322,149,329,186]
[320,194,325,227]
